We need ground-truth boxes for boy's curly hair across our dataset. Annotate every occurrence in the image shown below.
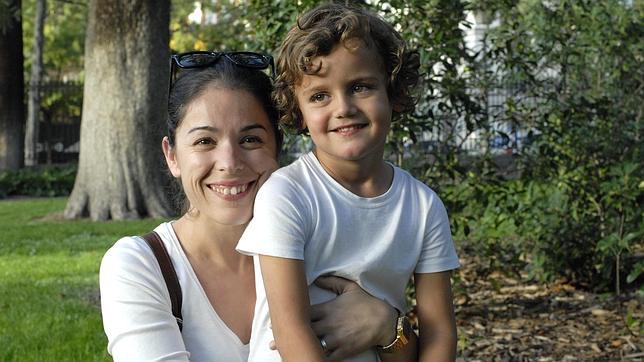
[274,2,421,131]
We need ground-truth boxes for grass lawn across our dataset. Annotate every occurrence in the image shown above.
[0,198,166,362]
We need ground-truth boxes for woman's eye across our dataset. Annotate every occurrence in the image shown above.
[194,138,214,146]
[241,136,263,145]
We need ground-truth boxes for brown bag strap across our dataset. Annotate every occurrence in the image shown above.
[141,231,183,331]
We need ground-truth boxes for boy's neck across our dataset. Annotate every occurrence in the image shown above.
[313,150,393,198]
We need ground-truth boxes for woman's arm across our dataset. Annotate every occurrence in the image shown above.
[99,238,189,361]
[259,255,325,362]
[415,271,457,361]
[309,276,418,362]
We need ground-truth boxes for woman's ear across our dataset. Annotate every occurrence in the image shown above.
[392,101,405,113]
[162,137,181,178]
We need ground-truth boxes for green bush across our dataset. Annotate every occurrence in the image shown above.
[424,0,644,293]
[444,162,643,292]
[0,164,77,198]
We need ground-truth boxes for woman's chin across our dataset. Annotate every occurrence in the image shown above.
[207,210,253,227]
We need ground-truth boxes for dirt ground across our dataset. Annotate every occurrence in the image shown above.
[448,254,643,361]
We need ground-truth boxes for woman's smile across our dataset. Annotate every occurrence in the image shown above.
[207,180,255,200]
[164,86,279,225]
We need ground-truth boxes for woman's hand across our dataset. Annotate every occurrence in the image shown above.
[309,276,399,361]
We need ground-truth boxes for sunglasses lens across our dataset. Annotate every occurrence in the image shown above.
[228,53,268,68]
[177,53,220,68]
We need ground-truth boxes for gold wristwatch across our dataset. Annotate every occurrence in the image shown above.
[378,313,412,353]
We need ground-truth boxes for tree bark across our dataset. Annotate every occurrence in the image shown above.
[64,0,174,220]
[24,0,46,167]
[0,0,24,171]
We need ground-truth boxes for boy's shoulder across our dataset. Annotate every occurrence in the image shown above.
[391,163,438,196]
[258,153,317,198]
[269,153,313,185]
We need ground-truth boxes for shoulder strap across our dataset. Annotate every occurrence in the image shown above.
[141,231,183,331]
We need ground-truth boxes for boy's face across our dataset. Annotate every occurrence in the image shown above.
[295,42,393,166]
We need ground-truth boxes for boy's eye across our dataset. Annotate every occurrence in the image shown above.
[309,93,329,103]
[352,83,371,93]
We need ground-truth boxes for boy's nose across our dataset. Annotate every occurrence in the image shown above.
[333,94,357,118]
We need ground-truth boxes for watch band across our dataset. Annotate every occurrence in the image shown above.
[378,314,412,353]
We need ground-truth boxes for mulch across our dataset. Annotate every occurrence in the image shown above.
[451,254,643,361]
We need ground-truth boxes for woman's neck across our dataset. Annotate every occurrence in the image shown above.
[172,215,249,272]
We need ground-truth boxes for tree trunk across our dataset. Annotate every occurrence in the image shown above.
[0,0,24,171]
[24,0,46,167]
[64,0,174,220]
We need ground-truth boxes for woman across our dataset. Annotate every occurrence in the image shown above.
[99,52,407,361]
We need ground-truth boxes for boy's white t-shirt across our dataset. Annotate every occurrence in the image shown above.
[237,151,460,361]
[100,222,249,362]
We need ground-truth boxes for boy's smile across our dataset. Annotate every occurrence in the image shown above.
[295,42,393,169]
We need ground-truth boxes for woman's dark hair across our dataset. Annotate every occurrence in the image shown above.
[167,59,282,151]
[166,59,283,213]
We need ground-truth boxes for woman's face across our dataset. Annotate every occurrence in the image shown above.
[163,86,279,226]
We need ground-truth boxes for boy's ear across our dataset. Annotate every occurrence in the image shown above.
[162,137,181,178]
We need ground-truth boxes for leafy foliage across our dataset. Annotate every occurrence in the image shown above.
[22,0,87,79]
[457,0,644,291]
[0,0,21,35]
[0,163,77,198]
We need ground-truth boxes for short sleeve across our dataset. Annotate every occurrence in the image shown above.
[236,174,310,260]
[415,193,460,273]
[99,237,190,361]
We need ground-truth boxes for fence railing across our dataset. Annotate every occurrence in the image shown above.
[35,80,83,164]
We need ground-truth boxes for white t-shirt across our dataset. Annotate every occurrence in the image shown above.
[100,222,249,362]
[237,152,460,362]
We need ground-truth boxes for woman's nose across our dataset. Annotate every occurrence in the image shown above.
[215,143,244,173]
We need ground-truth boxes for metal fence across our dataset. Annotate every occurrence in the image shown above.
[36,80,83,164]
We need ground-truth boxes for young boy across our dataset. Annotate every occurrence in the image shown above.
[237,3,460,361]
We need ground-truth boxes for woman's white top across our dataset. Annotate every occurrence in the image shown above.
[100,222,249,361]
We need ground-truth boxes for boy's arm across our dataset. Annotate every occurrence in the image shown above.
[377,320,418,362]
[310,276,418,361]
[259,255,325,362]
[414,271,457,361]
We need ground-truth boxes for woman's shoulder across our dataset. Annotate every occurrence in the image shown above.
[100,222,174,277]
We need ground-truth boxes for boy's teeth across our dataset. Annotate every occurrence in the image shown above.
[336,125,362,132]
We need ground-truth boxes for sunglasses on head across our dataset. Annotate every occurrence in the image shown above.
[168,51,275,92]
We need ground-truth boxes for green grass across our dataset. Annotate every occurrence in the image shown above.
[0,198,166,362]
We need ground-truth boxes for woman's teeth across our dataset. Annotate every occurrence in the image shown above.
[212,183,248,195]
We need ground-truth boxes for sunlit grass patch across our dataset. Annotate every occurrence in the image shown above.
[0,197,167,361]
